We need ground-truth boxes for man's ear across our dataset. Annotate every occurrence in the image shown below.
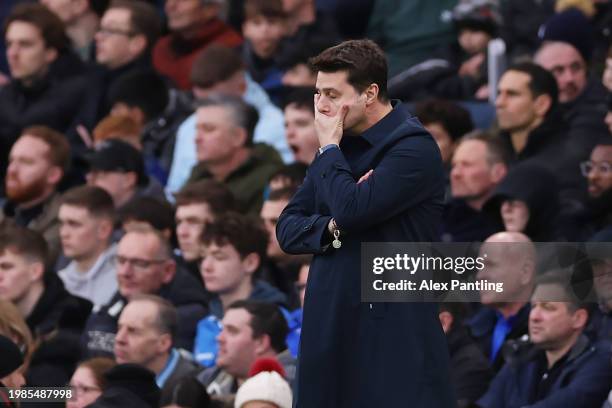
[29,261,45,283]
[233,127,249,148]
[533,94,552,118]
[364,83,379,105]
[519,257,536,286]
[254,333,272,355]
[157,332,173,354]
[242,253,260,275]
[572,308,588,330]
[129,34,147,58]
[97,218,114,241]
[124,172,138,190]
[161,260,177,284]
[490,163,507,184]
[44,48,58,65]
[47,166,63,186]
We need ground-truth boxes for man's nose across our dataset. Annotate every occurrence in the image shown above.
[316,95,329,113]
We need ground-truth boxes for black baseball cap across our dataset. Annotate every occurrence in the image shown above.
[86,139,148,186]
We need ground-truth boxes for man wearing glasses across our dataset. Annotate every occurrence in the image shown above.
[577,142,612,241]
[95,0,160,73]
[88,0,161,124]
[81,227,208,358]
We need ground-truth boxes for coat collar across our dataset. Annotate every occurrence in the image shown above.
[360,100,412,146]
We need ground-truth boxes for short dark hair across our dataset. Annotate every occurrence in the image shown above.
[91,0,111,17]
[108,69,169,121]
[267,186,298,202]
[191,45,244,89]
[174,179,235,214]
[268,163,307,190]
[60,185,115,219]
[457,130,511,166]
[534,270,590,314]
[196,94,259,146]
[309,39,389,101]
[282,87,316,115]
[244,0,286,20]
[129,294,178,344]
[200,212,268,261]
[227,300,288,353]
[505,62,559,115]
[4,3,69,52]
[278,38,336,71]
[118,197,175,233]
[20,126,71,174]
[414,99,474,141]
[0,225,48,266]
[109,0,161,51]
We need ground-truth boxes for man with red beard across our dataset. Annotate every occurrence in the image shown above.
[1,126,70,265]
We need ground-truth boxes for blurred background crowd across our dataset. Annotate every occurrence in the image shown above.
[0,0,611,407]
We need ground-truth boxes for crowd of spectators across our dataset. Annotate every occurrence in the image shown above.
[0,0,611,407]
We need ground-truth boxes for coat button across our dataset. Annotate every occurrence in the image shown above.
[321,172,326,178]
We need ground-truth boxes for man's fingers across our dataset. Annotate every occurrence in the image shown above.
[358,169,374,184]
[337,105,348,128]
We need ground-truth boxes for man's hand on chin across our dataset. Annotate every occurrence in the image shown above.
[314,97,348,147]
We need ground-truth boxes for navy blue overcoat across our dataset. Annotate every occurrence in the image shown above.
[277,103,456,407]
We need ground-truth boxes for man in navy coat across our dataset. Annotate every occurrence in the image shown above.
[276,39,455,407]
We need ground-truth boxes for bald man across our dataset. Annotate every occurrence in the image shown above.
[467,232,536,372]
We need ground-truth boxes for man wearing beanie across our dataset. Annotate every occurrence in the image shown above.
[234,367,292,408]
[86,139,165,209]
[535,8,609,161]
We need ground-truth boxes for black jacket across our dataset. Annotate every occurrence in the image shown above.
[82,269,208,357]
[81,54,154,124]
[562,79,610,161]
[0,74,93,183]
[499,110,586,205]
[26,274,93,392]
[447,324,493,408]
[159,352,204,407]
[441,199,502,243]
[27,273,92,337]
[388,41,486,102]
[141,89,193,175]
[477,334,612,408]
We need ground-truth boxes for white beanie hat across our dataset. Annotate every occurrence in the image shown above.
[234,371,293,408]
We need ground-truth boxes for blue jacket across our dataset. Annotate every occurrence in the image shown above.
[276,103,455,407]
[467,304,531,372]
[193,279,288,367]
[477,334,612,408]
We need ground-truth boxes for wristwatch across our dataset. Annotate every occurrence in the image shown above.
[318,144,339,155]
